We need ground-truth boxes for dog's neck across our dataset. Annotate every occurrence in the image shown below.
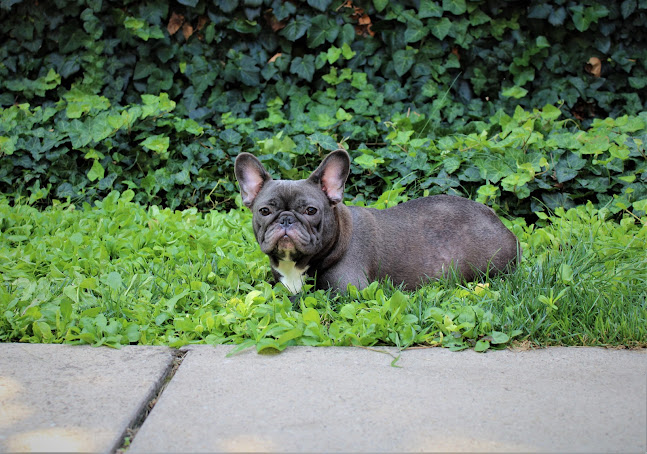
[308,203,353,273]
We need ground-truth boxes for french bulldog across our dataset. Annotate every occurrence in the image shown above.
[235,149,520,294]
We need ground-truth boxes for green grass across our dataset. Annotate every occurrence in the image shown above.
[1,191,645,352]
[482,210,647,348]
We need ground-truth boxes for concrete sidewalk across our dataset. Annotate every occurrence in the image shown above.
[0,344,645,453]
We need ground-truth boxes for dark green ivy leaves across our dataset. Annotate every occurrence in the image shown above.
[308,15,339,47]
[1,0,646,214]
[290,56,316,82]
[280,15,310,41]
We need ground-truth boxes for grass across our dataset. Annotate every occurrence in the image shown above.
[1,191,645,352]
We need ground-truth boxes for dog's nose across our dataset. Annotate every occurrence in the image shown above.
[279,213,295,228]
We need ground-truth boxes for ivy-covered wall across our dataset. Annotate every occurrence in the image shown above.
[0,0,646,215]
[3,0,645,119]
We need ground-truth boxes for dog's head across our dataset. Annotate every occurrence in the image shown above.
[234,150,350,264]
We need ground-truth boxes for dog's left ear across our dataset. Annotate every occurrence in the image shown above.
[308,149,350,205]
[235,153,272,208]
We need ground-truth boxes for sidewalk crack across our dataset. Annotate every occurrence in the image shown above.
[115,349,187,453]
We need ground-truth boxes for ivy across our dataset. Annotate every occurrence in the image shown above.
[0,0,645,215]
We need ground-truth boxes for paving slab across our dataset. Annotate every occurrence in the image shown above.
[129,345,646,453]
[0,343,175,453]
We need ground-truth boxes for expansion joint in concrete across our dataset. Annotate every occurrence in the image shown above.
[115,349,187,453]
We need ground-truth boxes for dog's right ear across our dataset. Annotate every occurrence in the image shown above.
[234,153,272,208]
[308,149,350,205]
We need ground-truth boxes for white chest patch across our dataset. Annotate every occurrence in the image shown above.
[276,260,309,295]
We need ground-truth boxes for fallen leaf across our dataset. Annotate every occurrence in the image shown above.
[585,57,601,77]
[167,12,184,36]
[337,1,373,36]
[348,4,374,37]
[358,14,371,25]
[182,23,194,40]
[268,53,282,63]
[197,16,208,31]
[264,9,286,32]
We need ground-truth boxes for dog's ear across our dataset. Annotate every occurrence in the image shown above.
[308,149,350,205]
[234,153,272,208]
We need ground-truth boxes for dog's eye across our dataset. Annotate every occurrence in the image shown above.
[305,207,317,216]
[259,207,271,216]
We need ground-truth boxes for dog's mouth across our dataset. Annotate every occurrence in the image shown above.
[262,222,311,258]
[277,232,296,250]
[264,227,295,247]
[266,230,308,262]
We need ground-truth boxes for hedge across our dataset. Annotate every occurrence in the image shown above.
[0,0,646,216]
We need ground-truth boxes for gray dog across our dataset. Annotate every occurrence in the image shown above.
[235,149,520,294]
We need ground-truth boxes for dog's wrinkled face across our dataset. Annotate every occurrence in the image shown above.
[234,150,350,267]
[250,179,331,262]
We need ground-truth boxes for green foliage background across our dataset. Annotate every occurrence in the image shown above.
[1,0,646,351]
[1,0,646,216]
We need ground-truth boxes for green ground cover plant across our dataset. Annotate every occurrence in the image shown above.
[1,191,645,351]
[1,1,646,352]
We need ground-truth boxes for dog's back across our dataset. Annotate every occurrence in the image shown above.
[348,195,520,287]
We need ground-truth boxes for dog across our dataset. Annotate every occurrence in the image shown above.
[235,149,520,294]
